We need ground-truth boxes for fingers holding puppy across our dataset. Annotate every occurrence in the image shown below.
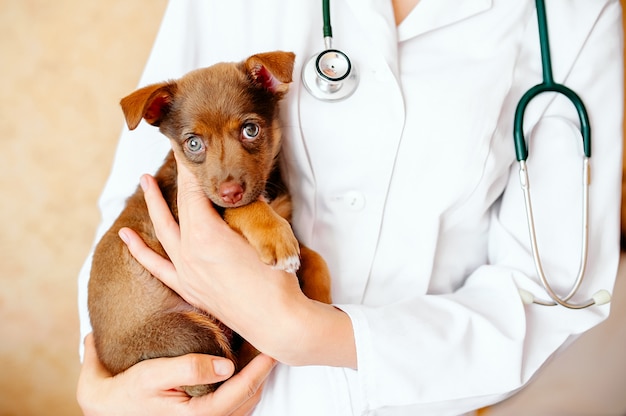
[118,225,176,285]
[77,333,274,416]
[131,168,225,309]
[123,165,266,316]
[174,159,225,232]
[139,173,182,265]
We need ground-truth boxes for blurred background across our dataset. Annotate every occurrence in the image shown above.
[0,1,624,415]
[0,0,167,414]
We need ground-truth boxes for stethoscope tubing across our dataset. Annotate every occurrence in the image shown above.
[518,159,593,309]
[514,84,591,161]
[513,0,591,162]
[514,0,607,309]
[322,0,332,38]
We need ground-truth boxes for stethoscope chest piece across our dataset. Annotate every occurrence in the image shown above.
[302,49,359,101]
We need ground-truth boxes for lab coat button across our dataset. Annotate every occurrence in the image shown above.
[343,190,366,211]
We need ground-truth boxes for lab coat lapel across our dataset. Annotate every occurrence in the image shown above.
[343,0,400,78]
[291,2,406,304]
[397,0,493,41]
[509,1,610,129]
[543,1,609,83]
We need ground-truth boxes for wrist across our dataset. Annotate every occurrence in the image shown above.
[276,293,357,369]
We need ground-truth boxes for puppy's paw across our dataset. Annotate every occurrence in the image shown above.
[224,201,301,272]
[273,254,301,274]
[256,219,301,272]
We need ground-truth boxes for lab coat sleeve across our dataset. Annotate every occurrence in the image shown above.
[338,2,623,413]
[77,0,208,356]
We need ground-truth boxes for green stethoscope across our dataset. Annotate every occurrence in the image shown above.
[303,0,611,309]
[514,0,610,309]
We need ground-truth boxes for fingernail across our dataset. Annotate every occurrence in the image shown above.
[140,175,149,192]
[118,229,130,245]
[213,359,234,376]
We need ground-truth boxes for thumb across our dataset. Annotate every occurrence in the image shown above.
[76,333,113,407]
[79,333,112,379]
[174,156,222,229]
[138,353,235,392]
[187,353,277,415]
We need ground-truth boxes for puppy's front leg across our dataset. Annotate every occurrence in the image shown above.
[298,244,332,304]
[223,200,300,273]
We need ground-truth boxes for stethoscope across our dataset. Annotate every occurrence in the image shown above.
[513,0,611,309]
[301,0,359,101]
[303,0,612,309]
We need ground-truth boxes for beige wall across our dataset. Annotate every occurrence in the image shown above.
[0,1,624,415]
[0,1,166,414]
[622,0,626,242]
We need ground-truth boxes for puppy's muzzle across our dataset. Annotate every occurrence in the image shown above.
[219,181,244,205]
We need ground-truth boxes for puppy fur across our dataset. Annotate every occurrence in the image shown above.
[88,51,332,396]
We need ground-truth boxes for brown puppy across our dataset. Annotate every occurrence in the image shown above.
[87,51,332,396]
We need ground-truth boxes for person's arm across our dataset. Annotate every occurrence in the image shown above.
[121,168,357,369]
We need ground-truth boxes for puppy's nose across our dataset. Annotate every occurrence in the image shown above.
[219,181,244,205]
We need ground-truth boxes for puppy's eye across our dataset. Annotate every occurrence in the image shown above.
[241,122,260,141]
[185,136,204,153]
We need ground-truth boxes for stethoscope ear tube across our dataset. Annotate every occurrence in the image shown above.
[516,158,609,309]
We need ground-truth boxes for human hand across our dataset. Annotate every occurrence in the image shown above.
[119,160,310,361]
[120,159,356,368]
[77,333,276,416]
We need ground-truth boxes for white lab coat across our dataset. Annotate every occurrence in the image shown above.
[77,1,624,415]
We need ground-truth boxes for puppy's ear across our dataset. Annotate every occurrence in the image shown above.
[244,51,295,95]
[119,82,177,130]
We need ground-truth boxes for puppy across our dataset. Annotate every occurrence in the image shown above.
[88,51,332,396]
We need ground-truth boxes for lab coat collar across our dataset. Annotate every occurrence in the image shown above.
[342,0,493,76]
[397,0,493,42]
[343,0,400,77]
